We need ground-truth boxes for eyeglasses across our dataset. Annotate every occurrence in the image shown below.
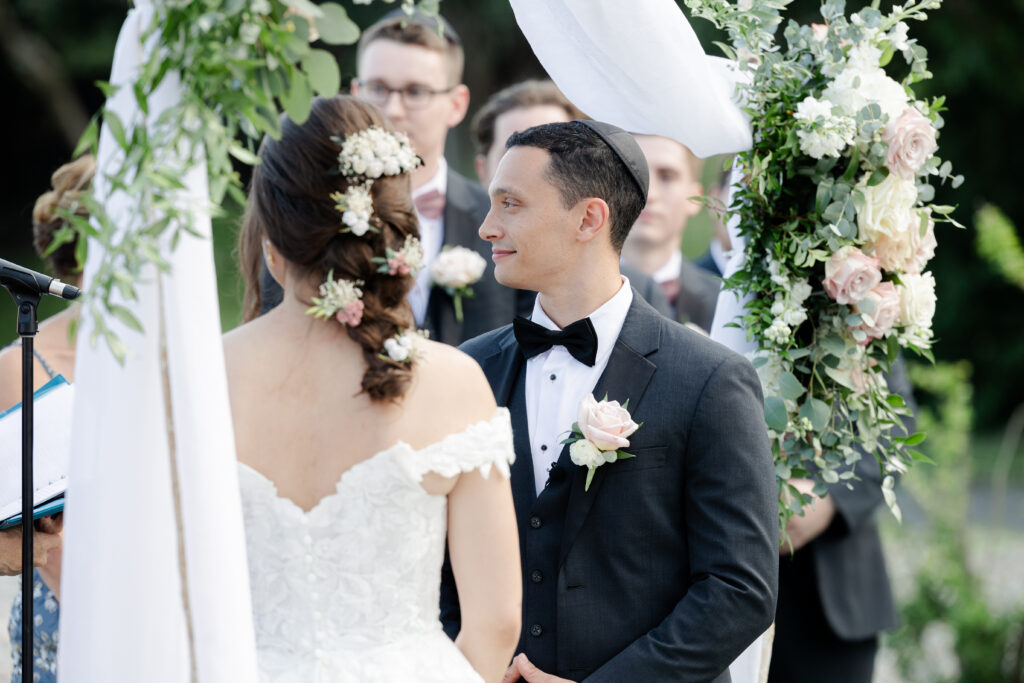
[355,79,457,110]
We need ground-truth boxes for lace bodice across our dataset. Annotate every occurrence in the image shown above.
[238,409,514,682]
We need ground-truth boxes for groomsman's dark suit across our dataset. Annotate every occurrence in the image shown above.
[665,257,721,332]
[445,292,779,682]
[769,364,911,683]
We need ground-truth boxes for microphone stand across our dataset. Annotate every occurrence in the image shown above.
[4,284,40,683]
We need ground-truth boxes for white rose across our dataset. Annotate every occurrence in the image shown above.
[570,439,609,469]
[365,159,384,179]
[384,338,409,362]
[898,272,936,331]
[431,247,487,289]
[825,66,908,122]
[857,173,918,244]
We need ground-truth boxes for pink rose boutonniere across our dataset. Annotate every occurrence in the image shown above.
[562,394,642,491]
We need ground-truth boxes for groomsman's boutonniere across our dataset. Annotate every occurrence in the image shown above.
[562,394,642,491]
[430,246,486,323]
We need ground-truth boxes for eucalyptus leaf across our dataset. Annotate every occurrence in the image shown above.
[283,72,313,124]
[764,395,789,433]
[798,397,830,431]
[778,371,807,399]
[317,3,361,46]
[303,49,341,96]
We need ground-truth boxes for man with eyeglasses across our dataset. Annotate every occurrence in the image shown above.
[351,11,533,345]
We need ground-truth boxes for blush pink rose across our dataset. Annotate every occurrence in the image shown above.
[388,255,411,276]
[335,299,364,327]
[883,107,938,180]
[823,246,882,305]
[853,282,901,342]
[577,394,640,452]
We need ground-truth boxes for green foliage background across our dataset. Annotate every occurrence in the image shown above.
[0,0,1021,431]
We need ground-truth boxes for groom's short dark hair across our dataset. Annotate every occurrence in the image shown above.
[506,121,646,252]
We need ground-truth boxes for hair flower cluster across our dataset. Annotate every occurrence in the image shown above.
[306,270,365,327]
[331,182,375,236]
[380,329,425,365]
[334,126,421,179]
[372,235,425,277]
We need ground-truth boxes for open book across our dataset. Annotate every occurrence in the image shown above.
[0,374,72,527]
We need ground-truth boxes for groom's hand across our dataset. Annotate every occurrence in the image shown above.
[502,653,575,683]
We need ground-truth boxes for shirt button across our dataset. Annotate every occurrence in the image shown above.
[549,374,557,381]
[540,444,547,452]
[530,624,544,637]
[529,516,542,529]
[531,570,543,583]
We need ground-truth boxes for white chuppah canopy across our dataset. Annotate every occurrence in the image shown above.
[58,2,258,680]
[509,1,766,681]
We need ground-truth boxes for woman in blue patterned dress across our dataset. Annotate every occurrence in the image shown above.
[0,155,93,682]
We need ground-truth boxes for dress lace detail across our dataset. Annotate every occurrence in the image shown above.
[239,408,513,683]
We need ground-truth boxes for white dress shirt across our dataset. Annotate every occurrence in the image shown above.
[650,249,683,284]
[524,277,634,495]
[409,158,448,327]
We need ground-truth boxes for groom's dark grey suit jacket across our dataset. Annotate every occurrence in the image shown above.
[444,292,779,682]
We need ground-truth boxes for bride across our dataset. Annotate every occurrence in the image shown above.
[223,94,521,682]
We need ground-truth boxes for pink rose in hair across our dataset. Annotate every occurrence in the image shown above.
[853,282,900,342]
[388,255,411,276]
[336,299,365,327]
[883,107,938,180]
[823,246,882,305]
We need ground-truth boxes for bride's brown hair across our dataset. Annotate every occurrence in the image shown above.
[240,95,420,402]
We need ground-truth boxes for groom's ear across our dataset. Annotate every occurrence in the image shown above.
[574,197,611,245]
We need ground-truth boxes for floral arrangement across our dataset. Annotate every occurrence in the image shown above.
[306,271,365,327]
[380,329,426,364]
[331,182,376,236]
[685,0,962,523]
[563,394,642,491]
[430,246,487,323]
[373,235,425,276]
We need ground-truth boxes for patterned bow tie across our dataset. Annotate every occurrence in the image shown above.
[512,316,598,367]
[413,188,446,220]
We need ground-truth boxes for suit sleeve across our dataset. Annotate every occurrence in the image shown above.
[585,354,779,682]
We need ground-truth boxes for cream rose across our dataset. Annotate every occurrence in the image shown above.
[883,107,938,180]
[872,210,937,273]
[823,246,882,305]
[569,439,614,469]
[898,272,937,331]
[577,394,640,452]
[431,246,487,289]
[854,282,901,341]
[857,173,918,244]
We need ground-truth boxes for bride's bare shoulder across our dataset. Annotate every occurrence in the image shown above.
[414,339,497,422]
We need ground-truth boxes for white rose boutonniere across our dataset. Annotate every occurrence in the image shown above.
[562,394,642,491]
[430,246,487,323]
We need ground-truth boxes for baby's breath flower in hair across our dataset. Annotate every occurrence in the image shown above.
[372,235,425,277]
[306,270,365,327]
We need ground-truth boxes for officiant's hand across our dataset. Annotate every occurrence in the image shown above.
[782,478,836,554]
[501,653,576,683]
[0,525,61,576]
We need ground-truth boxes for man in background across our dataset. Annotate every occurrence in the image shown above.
[620,134,721,332]
[471,80,670,317]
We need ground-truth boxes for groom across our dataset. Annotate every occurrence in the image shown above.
[443,121,778,682]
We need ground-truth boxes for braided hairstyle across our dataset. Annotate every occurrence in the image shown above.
[32,155,95,280]
[240,95,420,402]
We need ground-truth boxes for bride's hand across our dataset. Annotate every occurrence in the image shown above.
[501,654,576,683]
[0,524,62,576]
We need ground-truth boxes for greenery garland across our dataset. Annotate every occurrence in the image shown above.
[686,0,963,527]
[55,0,431,360]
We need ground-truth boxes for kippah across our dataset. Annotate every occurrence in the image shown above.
[380,8,461,45]
[577,120,649,199]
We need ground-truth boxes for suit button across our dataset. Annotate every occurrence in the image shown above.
[530,624,543,637]
[531,570,543,583]
[529,516,542,529]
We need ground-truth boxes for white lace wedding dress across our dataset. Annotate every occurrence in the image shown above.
[238,409,514,682]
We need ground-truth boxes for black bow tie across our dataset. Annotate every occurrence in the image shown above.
[512,316,598,367]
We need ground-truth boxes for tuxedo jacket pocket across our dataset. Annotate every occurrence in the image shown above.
[604,445,668,474]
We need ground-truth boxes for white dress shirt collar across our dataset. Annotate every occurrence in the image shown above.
[412,157,448,198]
[651,249,683,284]
[530,275,634,364]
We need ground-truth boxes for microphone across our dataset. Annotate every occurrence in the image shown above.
[0,258,80,300]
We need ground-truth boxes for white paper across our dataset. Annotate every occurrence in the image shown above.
[0,381,73,522]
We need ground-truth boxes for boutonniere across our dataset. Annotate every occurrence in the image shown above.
[430,246,487,323]
[562,393,642,491]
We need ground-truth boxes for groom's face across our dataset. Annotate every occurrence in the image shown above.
[479,146,580,292]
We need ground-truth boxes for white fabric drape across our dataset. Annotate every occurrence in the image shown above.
[58,3,258,681]
[510,2,767,681]
[508,0,751,158]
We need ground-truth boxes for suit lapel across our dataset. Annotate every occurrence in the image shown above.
[558,293,662,567]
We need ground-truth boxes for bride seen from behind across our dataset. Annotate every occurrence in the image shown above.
[223,95,521,682]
